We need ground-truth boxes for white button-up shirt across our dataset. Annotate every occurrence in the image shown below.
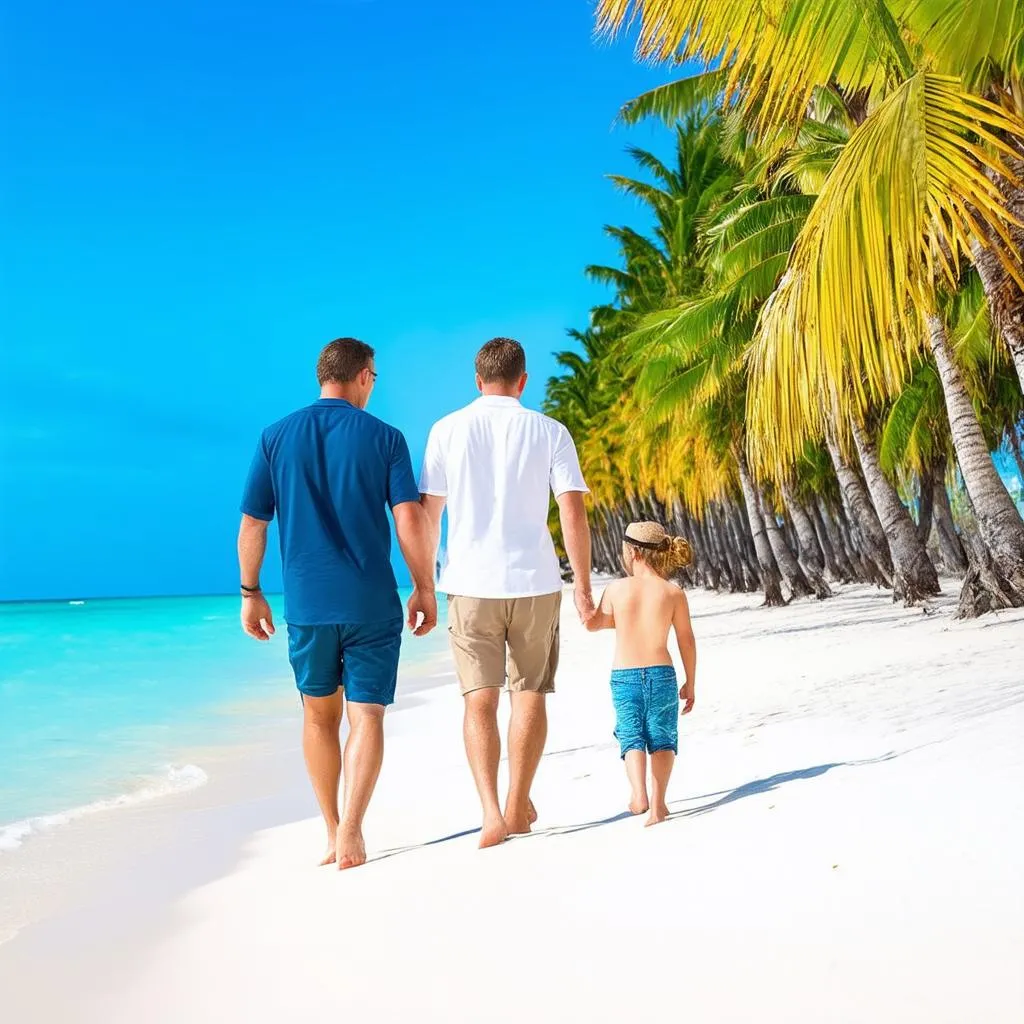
[418,396,588,598]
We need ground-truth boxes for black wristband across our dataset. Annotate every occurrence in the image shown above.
[240,583,261,594]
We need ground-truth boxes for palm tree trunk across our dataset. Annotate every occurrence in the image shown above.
[757,486,815,598]
[780,482,832,598]
[810,497,853,582]
[734,448,786,605]
[833,502,878,583]
[850,417,940,603]
[679,505,707,588]
[971,237,1024,392]
[715,504,749,591]
[969,157,1024,393]
[824,430,894,585]
[730,501,766,589]
[590,508,610,574]
[931,469,969,576]
[916,463,935,546]
[1008,425,1024,493]
[694,514,722,590]
[926,313,1024,613]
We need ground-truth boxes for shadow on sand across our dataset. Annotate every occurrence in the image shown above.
[537,751,898,839]
[363,752,898,865]
[368,826,482,865]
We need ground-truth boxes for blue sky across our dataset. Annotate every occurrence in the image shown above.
[1,0,677,599]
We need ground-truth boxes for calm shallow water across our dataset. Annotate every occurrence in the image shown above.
[0,592,449,848]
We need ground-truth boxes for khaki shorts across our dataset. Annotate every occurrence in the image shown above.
[447,593,561,696]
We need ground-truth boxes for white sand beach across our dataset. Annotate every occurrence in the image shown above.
[6,582,1024,1023]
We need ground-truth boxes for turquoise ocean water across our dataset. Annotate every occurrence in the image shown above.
[0,591,449,850]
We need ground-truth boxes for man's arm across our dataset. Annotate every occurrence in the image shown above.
[420,493,446,567]
[393,501,437,637]
[238,514,275,640]
[672,589,697,713]
[556,490,594,623]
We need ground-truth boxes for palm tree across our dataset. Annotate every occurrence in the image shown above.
[597,0,1024,613]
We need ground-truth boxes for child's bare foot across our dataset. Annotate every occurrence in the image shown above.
[629,793,650,815]
[527,798,538,825]
[479,814,510,849]
[335,823,367,869]
[645,804,670,827]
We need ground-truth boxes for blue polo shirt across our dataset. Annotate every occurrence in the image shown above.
[240,399,420,625]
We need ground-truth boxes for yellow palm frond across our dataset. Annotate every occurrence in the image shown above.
[890,0,1024,91]
[746,73,1024,472]
[596,0,904,137]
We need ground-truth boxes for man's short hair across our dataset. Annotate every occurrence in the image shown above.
[317,337,375,385]
[475,337,526,384]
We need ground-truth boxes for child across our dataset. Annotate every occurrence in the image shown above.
[586,521,697,826]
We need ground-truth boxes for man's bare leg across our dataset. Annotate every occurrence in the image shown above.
[464,687,508,848]
[336,701,386,869]
[646,750,675,826]
[624,750,649,815]
[301,691,344,865]
[504,692,547,835]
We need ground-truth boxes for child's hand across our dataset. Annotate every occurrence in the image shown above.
[680,680,695,715]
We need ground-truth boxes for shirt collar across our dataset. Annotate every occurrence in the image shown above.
[474,395,522,407]
[315,398,355,408]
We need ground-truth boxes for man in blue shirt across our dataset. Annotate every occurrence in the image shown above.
[238,337,436,870]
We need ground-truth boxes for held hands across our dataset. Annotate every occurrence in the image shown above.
[573,584,596,625]
[680,679,695,715]
[241,594,276,641]
[407,587,438,637]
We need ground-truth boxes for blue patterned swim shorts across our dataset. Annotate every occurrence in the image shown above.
[610,665,679,758]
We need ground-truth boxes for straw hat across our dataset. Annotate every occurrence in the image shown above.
[624,521,670,550]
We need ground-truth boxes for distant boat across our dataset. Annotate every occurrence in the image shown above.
[69,600,86,606]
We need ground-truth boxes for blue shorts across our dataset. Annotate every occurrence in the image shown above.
[610,665,679,758]
[286,619,403,704]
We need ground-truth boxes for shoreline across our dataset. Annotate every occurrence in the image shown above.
[2,582,1023,1022]
[0,642,454,953]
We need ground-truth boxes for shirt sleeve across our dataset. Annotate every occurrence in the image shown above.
[550,424,589,497]
[388,431,421,509]
[417,423,448,497]
[240,435,276,521]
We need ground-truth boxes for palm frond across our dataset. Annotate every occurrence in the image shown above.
[619,68,731,125]
[890,0,1024,90]
[597,0,908,138]
[747,72,1024,473]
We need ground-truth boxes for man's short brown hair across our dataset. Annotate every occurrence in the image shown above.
[317,337,375,385]
[475,337,526,385]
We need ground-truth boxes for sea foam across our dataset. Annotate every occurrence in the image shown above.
[0,763,208,852]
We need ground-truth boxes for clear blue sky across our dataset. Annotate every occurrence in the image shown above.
[0,0,677,599]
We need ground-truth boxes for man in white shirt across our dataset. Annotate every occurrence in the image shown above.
[419,338,594,848]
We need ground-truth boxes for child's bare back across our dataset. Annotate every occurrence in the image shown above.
[598,575,688,670]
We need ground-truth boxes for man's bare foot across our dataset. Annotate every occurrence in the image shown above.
[503,801,533,835]
[527,798,538,825]
[645,804,669,827]
[629,795,650,815]
[319,823,340,865]
[479,815,510,849]
[335,823,367,869]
